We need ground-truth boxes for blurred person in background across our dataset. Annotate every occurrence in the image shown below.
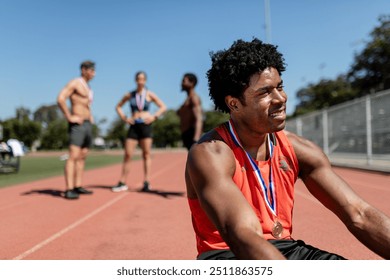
[57,60,96,200]
[112,71,166,193]
[177,73,203,151]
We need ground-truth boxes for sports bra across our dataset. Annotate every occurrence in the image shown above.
[129,89,152,113]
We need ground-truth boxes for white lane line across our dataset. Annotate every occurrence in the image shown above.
[12,156,183,260]
[13,192,128,260]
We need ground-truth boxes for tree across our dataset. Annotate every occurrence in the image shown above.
[103,110,229,149]
[16,107,31,121]
[1,117,41,148]
[152,109,181,147]
[203,110,229,133]
[105,117,127,147]
[292,15,389,117]
[33,104,61,127]
[348,15,390,94]
[293,75,357,116]
[40,119,68,150]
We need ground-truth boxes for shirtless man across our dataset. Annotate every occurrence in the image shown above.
[57,60,96,199]
[177,73,203,150]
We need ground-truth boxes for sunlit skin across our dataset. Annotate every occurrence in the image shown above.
[115,72,166,186]
[226,67,287,160]
[185,67,289,259]
[186,65,390,259]
[117,72,166,125]
[177,75,203,143]
[57,65,96,192]
[58,67,95,124]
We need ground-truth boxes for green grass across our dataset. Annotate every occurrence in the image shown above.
[0,153,134,188]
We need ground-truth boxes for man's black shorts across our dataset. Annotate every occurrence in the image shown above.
[68,120,93,148]
[197,239,346,260]
[181,127,196,150]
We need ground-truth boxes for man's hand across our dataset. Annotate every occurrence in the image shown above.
[68,115,84,124]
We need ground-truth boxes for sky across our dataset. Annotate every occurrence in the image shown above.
[0,0,389,134]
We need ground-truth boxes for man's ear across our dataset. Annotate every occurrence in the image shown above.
[225,96,240,111]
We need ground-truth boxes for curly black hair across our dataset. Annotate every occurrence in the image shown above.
[207,38,286,113]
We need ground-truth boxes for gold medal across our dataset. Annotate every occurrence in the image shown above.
[272,220,283,239]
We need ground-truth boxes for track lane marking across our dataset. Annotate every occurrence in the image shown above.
[12,157,183,260]
[13,192,128,260]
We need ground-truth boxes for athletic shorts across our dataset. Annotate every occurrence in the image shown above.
[197,239,346,260]
[127,123,152,140]
[181,127,196,150]
[68,120,93,148]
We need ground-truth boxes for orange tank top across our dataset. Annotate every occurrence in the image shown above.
[188,122,299,256]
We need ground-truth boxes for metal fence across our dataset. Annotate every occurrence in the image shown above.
[286,89,390,170]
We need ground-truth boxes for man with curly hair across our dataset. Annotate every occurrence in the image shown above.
[185,38,390,260]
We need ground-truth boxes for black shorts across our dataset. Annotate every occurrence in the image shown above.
[197,239,346,260]
[181,127,196,150]
[68,121,93,148]
[127,123,152,140]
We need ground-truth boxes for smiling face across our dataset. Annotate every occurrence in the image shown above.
[228,67,287,135]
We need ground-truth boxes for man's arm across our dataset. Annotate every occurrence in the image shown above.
[190,94,203,142]
[187,134,285,259]
[287,131,390,259]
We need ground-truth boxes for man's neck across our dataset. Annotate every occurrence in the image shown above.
[229,117,269,161]
[186,88,195,97]
[80,75,89,83]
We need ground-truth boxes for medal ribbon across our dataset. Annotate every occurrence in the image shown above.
[79,78,93,104]
[136,89,146,111]
[228,119,277,216]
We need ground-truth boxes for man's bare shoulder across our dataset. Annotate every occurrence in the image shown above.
[68,77,82,87]
[63,78,84,93]
[285,130,331,175]
[186,127,236,198]
[189,92,201,105]
[58,78,81,98]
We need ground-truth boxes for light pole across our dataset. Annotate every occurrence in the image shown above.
[264,0,272,43]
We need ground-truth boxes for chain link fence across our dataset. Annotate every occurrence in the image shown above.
[286,89,390,172]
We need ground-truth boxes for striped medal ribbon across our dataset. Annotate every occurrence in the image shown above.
[136,89,146,111]
[79,78,93,104]
[227,120,283,238]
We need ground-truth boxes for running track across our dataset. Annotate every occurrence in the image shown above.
[0,150,389,260]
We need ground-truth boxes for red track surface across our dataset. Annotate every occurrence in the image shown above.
[0,150,388,260]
